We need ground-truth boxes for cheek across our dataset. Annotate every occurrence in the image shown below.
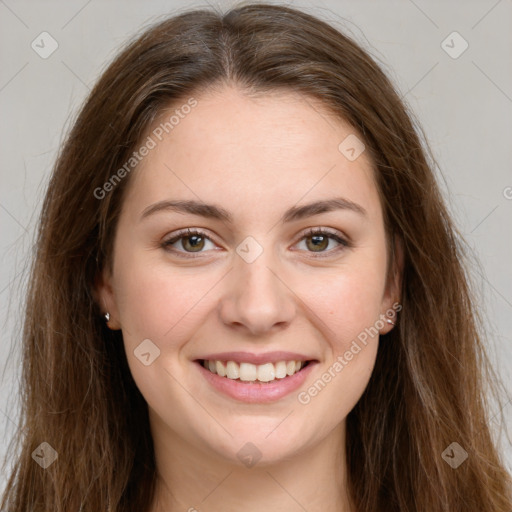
[303,263,387,346]
[112,257,218,411]
[290,259,385,412]
[112,248,239,410]
[294,271,382,429]
[114,259,216,348]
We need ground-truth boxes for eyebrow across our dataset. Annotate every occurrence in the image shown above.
[140,197,367,224]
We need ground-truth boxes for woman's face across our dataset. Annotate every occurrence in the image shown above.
[98,85,398,465]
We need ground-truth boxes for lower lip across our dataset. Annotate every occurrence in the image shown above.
[196,361,317,403]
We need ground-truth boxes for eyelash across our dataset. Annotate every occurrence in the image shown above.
[161,227,350,259]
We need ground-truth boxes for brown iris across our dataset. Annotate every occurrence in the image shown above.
[182,234,205,252]
[306,234,329,252]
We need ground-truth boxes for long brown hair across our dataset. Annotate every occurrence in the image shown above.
[2,3,511,511]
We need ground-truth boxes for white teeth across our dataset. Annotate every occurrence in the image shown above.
[216,361,226,377]
[226,361,239,379]
[239,362,257,381]
[275,361,287,379]
[202,359,307,383]
[257,363,276,382]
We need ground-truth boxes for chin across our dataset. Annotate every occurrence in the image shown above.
[202,420,316,468]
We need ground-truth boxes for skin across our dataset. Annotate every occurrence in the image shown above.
[97,85,400,512]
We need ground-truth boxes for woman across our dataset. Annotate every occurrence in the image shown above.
[2,3,511,511]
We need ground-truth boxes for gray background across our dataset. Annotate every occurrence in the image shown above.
[1,0,511,492]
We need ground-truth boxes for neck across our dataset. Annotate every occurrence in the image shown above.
[149,414,353,512]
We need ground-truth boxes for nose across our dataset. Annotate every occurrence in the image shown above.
[218,251,296,336]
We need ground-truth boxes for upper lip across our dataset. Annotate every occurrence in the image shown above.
[197,351,316,365]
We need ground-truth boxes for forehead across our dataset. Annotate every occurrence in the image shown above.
[122,86,380,223]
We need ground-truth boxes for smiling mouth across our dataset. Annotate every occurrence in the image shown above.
[197,359,312,384]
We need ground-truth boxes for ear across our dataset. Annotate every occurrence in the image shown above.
[379,236,403,335]
[93,265,122,330]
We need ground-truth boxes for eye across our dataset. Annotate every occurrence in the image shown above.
[294,228,349,256]
[162,228,217,257]
[161,227,350,259]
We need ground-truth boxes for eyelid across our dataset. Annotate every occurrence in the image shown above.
[164,227,218,243]
[296,226,348,243]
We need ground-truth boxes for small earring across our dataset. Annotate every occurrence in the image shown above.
[386,318,395,326]
[104,312,110,322]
